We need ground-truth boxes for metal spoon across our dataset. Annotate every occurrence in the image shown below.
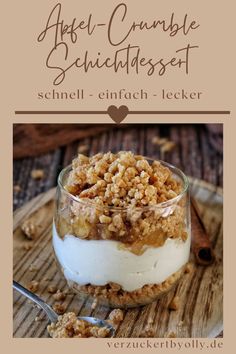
[13,280,115,337]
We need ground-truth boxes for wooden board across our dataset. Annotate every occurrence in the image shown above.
[13,178,223,338]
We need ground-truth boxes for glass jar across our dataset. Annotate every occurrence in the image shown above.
[53,159,190,308]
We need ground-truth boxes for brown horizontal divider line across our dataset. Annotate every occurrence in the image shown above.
[15,111,107,115]
[15,111,230,114]
[129,111,230,114]
[15,110,230,114]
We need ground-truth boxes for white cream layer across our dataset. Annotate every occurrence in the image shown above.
[53,223,190,292]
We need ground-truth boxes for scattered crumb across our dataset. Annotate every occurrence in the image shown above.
[91,298,98,310]
[166,331,177,338]
[178,320,184,327]
[168,296,180,311]
[108,309,124,324]
[28,280,39,293]
[176,321,188,337]
[31,169,44,180]
[22,243,33,251]
[185,262,194,274]
[151,137,168,145]
[77,144,89,154]
[43,277,50,282]
[151,137,176,154]
[53,303,66,315]
[29,263,39,272]
[147,315,154,325]
[47,285,57,294]
[160,141,176,154]
[53,290,66,301]
[21,220,38,240]
[63,288,72,295]
[13,185,21,193]
[35,316,41,322]
[140,325,155,338]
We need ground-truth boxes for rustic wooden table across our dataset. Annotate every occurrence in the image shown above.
[13,124,223,211]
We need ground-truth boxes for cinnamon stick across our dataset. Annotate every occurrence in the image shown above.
[191,197,215,266]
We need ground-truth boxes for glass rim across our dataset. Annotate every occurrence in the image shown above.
[57,158,189,211]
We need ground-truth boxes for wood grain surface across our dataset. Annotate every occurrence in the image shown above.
[13,178,223,338]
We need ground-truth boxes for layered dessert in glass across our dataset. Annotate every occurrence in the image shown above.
[53,151,190,307]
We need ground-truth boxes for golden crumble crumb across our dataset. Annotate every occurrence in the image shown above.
[99,215,112,224]
[53,303,66,315]
[53,290,66,301]
[147,316,154,325]
[77,144,89,154]
[151,136,176,154]
[168,296,180,311]
[140,324,155,338]
[91,298,98,310]
[31,169,44,180]
[167,331,177,338]
[13,185,21,193]
[185,262,194,274]
[108,309,124,324]
[22,243,33,251]
[47,285,57,294]
[21,220,38,240]
[28,280,39,293]
[160,141,176,154]
[151,137,168,145]
[29,263,38,272]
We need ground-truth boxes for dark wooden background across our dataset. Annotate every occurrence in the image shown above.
[13,124,223,211]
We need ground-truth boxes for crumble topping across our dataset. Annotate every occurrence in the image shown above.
[47,312,110,338]
[56,152,188,251]
[65,152,181,206]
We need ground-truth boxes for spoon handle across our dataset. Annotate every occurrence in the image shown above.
[13,280,58,323]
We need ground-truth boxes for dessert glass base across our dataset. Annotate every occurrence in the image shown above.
[67,266,187,308]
